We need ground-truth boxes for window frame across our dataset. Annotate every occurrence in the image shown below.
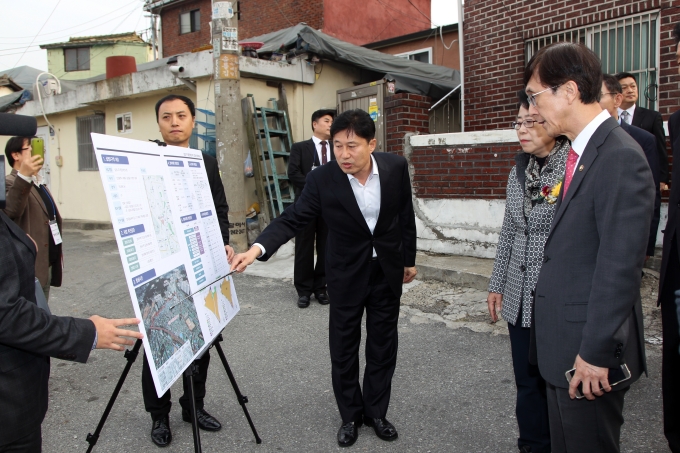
[179,9,201,34]
[77,113,105,171]
[116,112,133,134]
[64,47,91,72]
[524,10,660,110]
[395,47,433,64]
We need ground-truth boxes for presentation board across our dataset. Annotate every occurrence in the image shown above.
[92,134,239,396]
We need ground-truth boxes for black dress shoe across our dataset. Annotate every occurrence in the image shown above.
[337,421,361,447]
[150,415,172,447]
[315,292,330,305]
[297,295,310,308]
[364,416,398,441]
[182,408,222,432]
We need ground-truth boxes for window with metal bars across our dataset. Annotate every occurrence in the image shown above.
[525,11,659,110]
[77,114,104,171]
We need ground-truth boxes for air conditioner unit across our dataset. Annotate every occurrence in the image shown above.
[40,78,61,96]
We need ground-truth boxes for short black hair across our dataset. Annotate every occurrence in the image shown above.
[4,136,31,168]
[155,94,195,121]
[524,42,602,105]
[517,89,529,110]
[615,72,637,83]
[602,74,622,94]
[311,109,335,128]
[674,22,680,45]
[330,109,375,142]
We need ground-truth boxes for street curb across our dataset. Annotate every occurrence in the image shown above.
[62,219,112,230]
[416,263,490,291]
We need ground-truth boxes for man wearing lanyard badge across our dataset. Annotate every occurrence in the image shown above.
[4,136,63,301]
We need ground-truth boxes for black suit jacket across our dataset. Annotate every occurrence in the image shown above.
[534,118,654,388]
[203,153,230,245]
[621,122,660,189]
[258,152,416,299]
[659,110,680,302]
[0,211,95,446]
[288,138,335,198]
[631,106,668,183]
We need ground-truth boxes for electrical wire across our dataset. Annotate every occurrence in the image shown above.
[13,0,63,68]
[406,0,435,25]
[439,25,457,50]
[274,0,295,27]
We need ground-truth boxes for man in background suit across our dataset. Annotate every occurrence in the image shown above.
[0,208,143,452]
[616,71,668,191]
[525,43,654,452]
[140,94,234,448]
[231,109,417,447]
[599,74,661,258]
[4,136,63,300]
[657,22,680,453]
[287,109,335,308]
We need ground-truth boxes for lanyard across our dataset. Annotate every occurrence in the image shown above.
[39,185,57,221]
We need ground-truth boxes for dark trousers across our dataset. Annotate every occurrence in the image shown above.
[329,260,399,423]
[294,215,327,297]
[661,235,680,453]
[508,320,551,453]
[141,351,211,420]
[546,382,627,453]
[647,189,662,256]
[0,428,41,453]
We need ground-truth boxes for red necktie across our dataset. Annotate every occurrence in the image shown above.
[321,141,328,165]
[562,147,579,198]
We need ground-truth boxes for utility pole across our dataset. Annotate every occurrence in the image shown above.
[212,1,248,252]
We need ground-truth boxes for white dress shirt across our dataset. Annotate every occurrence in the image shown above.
[254,155,381,258]
[617,104,635,125]
[569,109,611,176]
[311,135,331,166]
[347,155,381,257]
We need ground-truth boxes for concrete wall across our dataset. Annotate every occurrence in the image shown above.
[406,131,668,259]
[46,42,152,81]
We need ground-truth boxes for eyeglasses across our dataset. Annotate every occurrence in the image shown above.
[526,84,562,107]
[511,119,539,130]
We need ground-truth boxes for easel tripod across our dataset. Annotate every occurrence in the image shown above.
[85,334,261,452]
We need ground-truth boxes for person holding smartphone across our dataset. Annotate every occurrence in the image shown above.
[4,136,62,301]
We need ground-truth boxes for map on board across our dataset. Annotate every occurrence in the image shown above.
[92,133,240,397]
[144,175,181,258]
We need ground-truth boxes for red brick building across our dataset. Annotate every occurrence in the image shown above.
[406,0,680,201]
[146,0,432,57]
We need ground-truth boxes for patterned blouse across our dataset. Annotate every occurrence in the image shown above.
[488,139,570,327]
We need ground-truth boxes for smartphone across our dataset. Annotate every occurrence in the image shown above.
[565,364,632,399]
[31,137,44,160]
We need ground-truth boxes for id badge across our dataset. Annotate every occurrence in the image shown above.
[49,220,63,245]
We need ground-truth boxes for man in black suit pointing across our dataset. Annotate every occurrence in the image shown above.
[231,109,417,447]
[287,109,335,308]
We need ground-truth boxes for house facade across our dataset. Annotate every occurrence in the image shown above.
[40,33,153,81]
[146,0,433,56]
[399,1,680,259]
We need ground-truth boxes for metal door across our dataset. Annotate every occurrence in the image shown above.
[336,80,387,152]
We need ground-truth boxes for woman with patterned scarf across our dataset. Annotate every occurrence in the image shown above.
[487,90,570,453]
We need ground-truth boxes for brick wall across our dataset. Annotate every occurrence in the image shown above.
[463,0,679,130]
[410,145,521,198]
[160,0,213,56]
[239,0,324,40]
[435,0,680,201]
[384,93,431,155]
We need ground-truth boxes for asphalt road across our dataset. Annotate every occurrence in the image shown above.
[40,230,671,453]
